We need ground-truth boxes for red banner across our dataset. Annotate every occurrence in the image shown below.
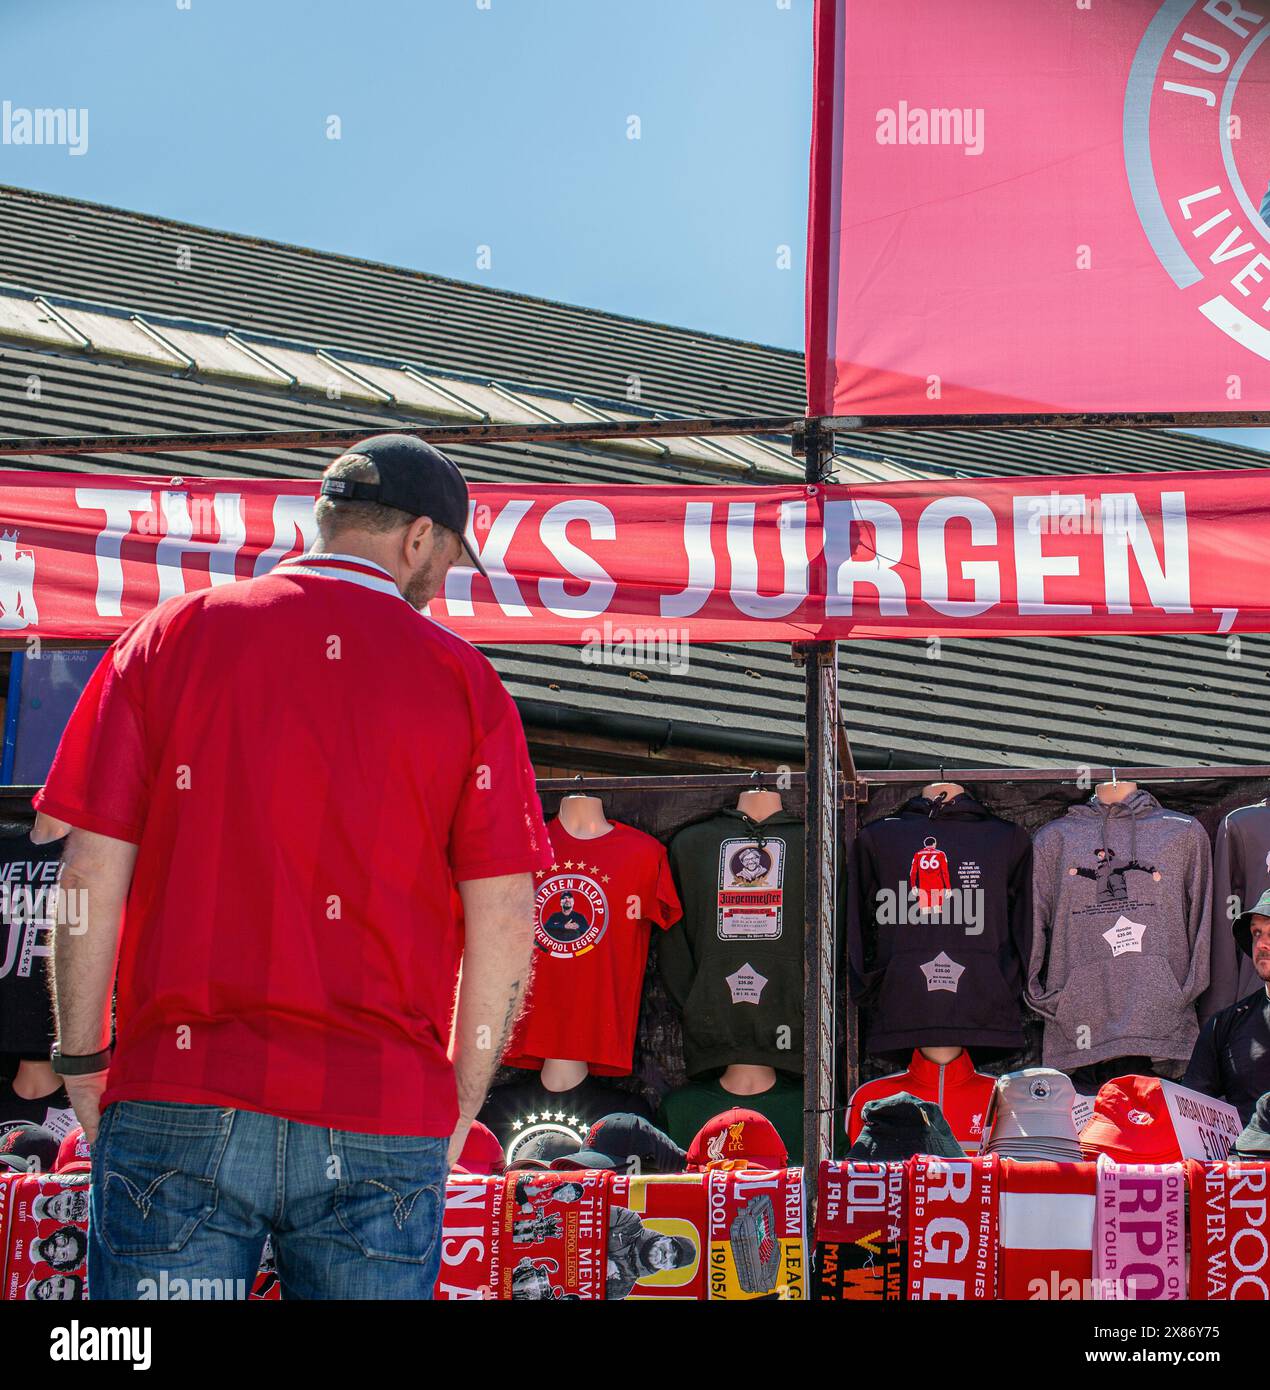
[1188,1160,1270,1300]
[1,469,1268,642]
[808,0,1270,415]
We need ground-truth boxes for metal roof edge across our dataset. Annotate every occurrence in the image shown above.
[0,184,804,364]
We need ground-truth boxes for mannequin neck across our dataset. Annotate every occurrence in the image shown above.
[922,782,965,802]
[1095,780,1138,805]
[557,795,612,839]
[540,1059,589,1091]
[919,1045,964,1066]
[736,790,783,823]
[719,1064,777,1096]
[12,1059,60,1101]
[30,812,69,846]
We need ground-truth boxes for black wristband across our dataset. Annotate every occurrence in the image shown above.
[50,1046,112,1076]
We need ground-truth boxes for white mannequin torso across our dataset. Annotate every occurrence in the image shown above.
[1094,780,1138,804]
[719,1063,777,1095]
[921,782,965,801]
[737,789,783,822]
[540,1058,589,1091]
[557,794,613,839]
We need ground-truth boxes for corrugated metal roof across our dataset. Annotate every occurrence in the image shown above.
[3,184,1267,480]
[0,284,811,482]
[0,184,1267,768]
[0,185,801,419]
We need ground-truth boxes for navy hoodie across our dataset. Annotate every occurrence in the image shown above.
[847,792,1033,1053]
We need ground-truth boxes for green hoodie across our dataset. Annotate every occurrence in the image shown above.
[660,808,806,1078]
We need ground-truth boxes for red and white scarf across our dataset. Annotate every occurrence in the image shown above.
[906,1155,998,1300]
[998,1160,1096,1301]
[1094,1157,1185,1300]
[1188,1159,1270,1300]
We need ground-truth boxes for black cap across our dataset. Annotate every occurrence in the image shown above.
[0,1121,61,1173]
[550,1114,687,1175]
[319,433,486,576]
[846,1093,964,1162]
[504,1129,584,1171]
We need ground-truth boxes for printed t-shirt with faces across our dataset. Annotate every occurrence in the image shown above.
[503,819,681,1075]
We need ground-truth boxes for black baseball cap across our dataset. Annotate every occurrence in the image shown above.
[550,1114,687,1175]
[505,1130,584,1171]
[319,433,487,576]
[0,1121,61,1173]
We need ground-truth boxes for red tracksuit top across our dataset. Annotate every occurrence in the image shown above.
[845,1048,995,1153]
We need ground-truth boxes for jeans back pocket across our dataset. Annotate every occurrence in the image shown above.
[329,1130,445,1265]
[97,1101,235,1258]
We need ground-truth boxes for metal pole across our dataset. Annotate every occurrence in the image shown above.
[838,765,861,1157]
[823,409,1270,431]
[798,420,839,1223]
[0,414,805,459]
[854,763,1270,786]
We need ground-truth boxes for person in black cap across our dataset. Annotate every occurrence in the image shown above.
[1184,889,1270,1123]
[38,430,549,1301]
[314,433,488,596]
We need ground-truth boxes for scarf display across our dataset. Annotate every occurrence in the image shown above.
[814,1160,907,1300]
[1093,1157,1185,1300]
[906,1155,999,1300]
[1188,1159,1270,1300]
[998,1160,1096,1301]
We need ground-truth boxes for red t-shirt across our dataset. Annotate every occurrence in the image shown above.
[35,553,552,1136]
[503,818,681,1076]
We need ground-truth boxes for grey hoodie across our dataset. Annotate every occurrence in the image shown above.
[1196,801,1268,1024]
[1027,789,1212,1070]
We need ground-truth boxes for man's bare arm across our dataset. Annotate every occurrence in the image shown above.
[449,871,535,1166]
[50,827,137,1140]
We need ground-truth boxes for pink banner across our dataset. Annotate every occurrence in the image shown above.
[808,0,1270,415]
[0,469,1268,642]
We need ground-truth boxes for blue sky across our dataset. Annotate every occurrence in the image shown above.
[2,0,812,352]
[5,0,1270,452]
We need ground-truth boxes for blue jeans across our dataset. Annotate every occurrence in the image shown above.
[89,1101,447,1300]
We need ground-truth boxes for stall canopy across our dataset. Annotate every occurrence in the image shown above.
[2,465,1268,643]
[806,0,1270,418]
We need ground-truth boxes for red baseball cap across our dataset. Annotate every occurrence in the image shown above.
[686,1108,787,1171]
[1079,1075,1181,1164]
[453,1120,504,1176]
[55,1124,92,1174]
